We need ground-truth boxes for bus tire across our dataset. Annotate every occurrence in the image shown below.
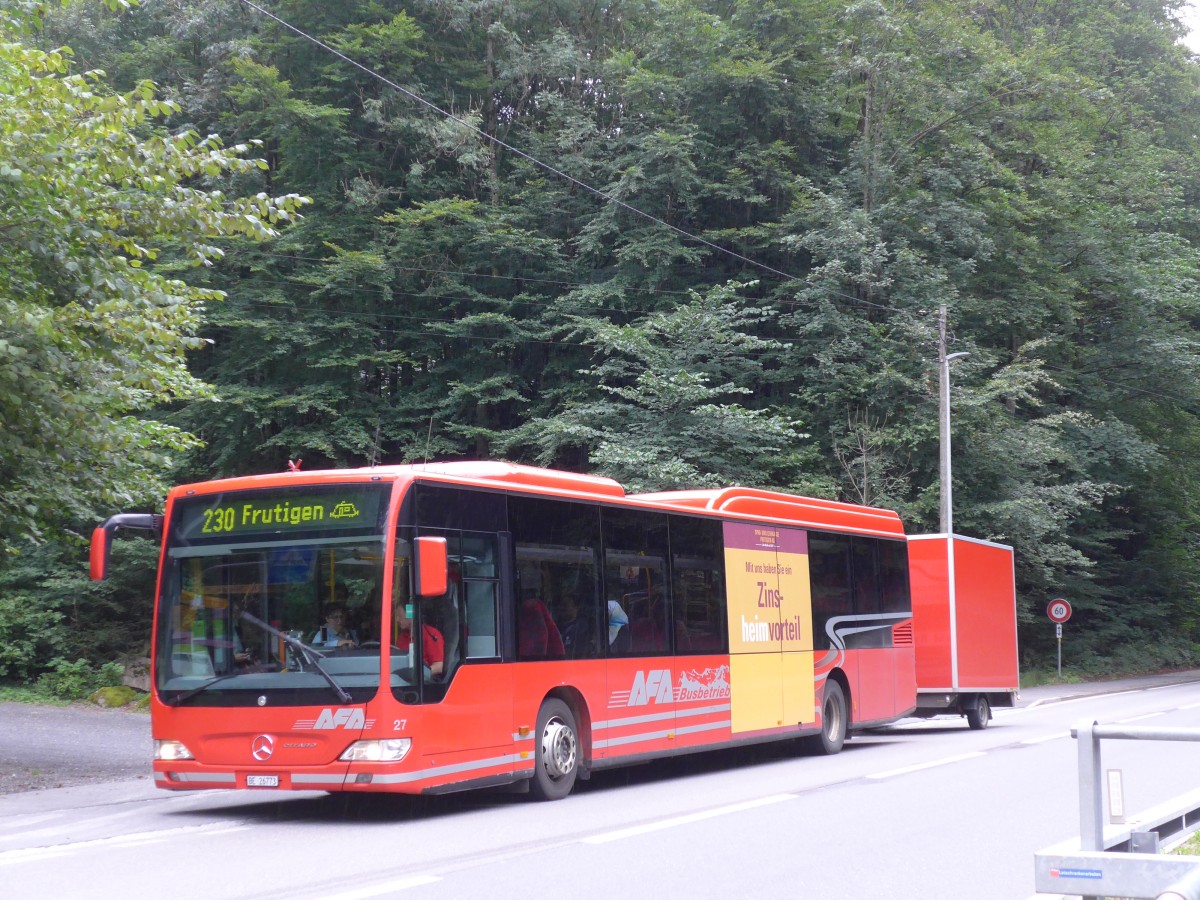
[813,680,847,755]
[530,698,579,801]
[966,695,990,730]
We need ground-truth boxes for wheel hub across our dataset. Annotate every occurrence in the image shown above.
[541,717,577,779]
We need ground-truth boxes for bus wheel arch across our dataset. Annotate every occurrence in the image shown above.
[529,692,586,801]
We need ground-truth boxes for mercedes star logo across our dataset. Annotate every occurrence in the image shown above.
[251,734,275,761]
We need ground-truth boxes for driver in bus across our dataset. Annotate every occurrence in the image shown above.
[230,587,263,670]
[394,602,445,676]
[311,603,358,649]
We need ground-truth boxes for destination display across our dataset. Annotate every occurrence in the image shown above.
[172,485,390,543]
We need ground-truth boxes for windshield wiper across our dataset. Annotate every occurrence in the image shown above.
[240,611,353,704]
[164,671,243,707]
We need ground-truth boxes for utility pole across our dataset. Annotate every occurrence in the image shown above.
[939,305,968,534]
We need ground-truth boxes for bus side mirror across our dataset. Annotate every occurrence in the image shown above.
[90,514,163,581]
[90,526,111,581]
[413,536,449,598]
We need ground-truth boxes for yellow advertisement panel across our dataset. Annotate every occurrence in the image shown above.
[724,523,815,732]
[724,524,812,653]
[730,654,783,733]
[782,651,817,726]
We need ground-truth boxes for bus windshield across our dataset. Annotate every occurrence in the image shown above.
[156,483,392,707]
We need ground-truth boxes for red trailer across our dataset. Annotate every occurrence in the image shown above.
[907,534,1019,729]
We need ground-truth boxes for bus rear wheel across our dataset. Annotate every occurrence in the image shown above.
[812,680,847,755]
[530,698,579,801]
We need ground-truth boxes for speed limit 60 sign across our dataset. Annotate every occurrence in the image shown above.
[1047,598,1072,623]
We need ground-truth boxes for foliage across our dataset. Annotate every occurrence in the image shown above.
[0,683,70,705]
[0,0,308,549]
[0,594,63,681]
[0,535,157,678]
[509,282,806,491]
[36,657,123,701]
[8,0,1200,673]
[1177,831,1200,856]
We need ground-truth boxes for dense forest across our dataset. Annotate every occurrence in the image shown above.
[3,0,1200,682]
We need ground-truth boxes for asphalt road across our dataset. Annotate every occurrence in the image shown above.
[4,672,1200,900]
[2,669,1198,796]
[0,702,152,794]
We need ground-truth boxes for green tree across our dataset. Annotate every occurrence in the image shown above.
[512,283,806,492]
[32,0,1200,675]
[775,0,1200,665]
[0,0,307,547]
[0,537,158,678]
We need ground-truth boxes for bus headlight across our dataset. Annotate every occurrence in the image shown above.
[340,739,412,762]
[154,740,195,761]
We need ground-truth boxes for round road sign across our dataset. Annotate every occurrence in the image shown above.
[1047,598,1072,624]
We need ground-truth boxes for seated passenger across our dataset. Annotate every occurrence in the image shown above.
[558,596,596,658]
[231,590,263,669]
[607,599,631,653]
[630,596,672,653]
[311,603,358,648]
[395,602,445,675]
[519,594,565,659]
[430,590,461,676]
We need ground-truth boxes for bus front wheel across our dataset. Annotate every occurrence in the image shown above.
[530,698,579,801]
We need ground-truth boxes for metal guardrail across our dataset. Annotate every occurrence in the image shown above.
[1159,865,1200,900]
[1033,722,1200,900]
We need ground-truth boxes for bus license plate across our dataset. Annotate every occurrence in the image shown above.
[247,775,279,788]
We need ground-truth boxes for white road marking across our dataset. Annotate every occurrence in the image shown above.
[1021,731,1072,745]
[866,752,986,780]
[1116,712,1165,724]
[0,806,149,844]
[0,823,248,866]
[1021,689,1141,710]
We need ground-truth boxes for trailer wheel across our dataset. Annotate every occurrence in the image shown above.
[529,698,579,801]
[813,680,847,754]
[965,695,990,730]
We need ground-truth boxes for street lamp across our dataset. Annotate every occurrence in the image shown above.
[938,305,968,534]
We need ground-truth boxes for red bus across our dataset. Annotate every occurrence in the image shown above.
[90,461,917,800]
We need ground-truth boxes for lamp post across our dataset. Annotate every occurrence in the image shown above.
[938,305,968,534]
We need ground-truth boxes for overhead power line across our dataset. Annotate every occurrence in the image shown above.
[232,0,802,283]
[211,246,905,316]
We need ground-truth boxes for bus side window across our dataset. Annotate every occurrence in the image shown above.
[627,591,668,654]
[852,539,882,616]
[602,507,669,658]
[459,533,500,660]
[464,580,498,658]
[809,534,852,650]
[510,495,602,661]
[518,592,564,659]
[878,540,911,613]
[669,516,727,655]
